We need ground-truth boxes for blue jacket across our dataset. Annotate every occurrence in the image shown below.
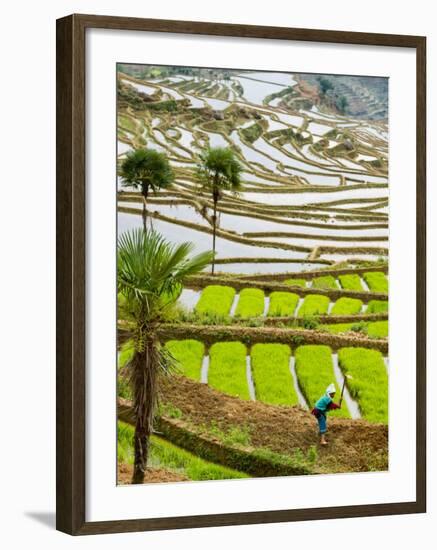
[314,394,333,413]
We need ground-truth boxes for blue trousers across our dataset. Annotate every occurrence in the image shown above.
[317,413,327,434]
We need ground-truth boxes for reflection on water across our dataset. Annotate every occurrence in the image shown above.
[117,69,389,272]
[118,212,309,260]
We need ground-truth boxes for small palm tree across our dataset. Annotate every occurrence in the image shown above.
[197,147,242,274]
[119,148,174,231]
[118,228,212,484]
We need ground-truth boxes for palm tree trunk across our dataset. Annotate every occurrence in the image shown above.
[211,194,218,275]
[131,337,158,484]
[141,186,149,232]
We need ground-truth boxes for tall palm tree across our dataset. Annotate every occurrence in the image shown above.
[119,148,174,231]
[117,228,213,484]
[197,147,242,274]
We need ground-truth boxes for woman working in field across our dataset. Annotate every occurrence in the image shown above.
[311,383,341,445]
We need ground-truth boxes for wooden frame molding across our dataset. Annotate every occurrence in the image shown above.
[56,13,426,535]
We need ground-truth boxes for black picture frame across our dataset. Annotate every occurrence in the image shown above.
[56,13,426,535]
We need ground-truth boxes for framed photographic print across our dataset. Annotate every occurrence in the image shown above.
[56,14,426,535]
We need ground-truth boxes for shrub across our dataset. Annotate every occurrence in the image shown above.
[195,285,236,316]
[301,316,319,330]
[363,272,388,293]
[294,345,349,417]
[208,342,250,399]
[164,339,205,380]
[367,300,389,314]
[350,321,368,334]
[297,294,330,317]
[338,347,388,423]
[338,274,363,291]
[312,275,338,290]
[331,297,363,316]
[268,292,300,316]
[235,288,265,318]
[250,344,298,406]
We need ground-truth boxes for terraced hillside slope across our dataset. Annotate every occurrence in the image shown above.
[116,64,389,483]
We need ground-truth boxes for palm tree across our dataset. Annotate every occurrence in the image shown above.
[197,147,242,274]
[117,228,213,484]
[119,148,174,231]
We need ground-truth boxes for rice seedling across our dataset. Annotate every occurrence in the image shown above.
[195,285,236,316]
[285,278,307,288]
[330,297,363,316]
[117,421,248,480]
[337,347,388,423]
[312,275,338,290]
[294,345,349,418]
[297,294,330,316]
[367,320,389,339]
[268,292,300,316]
[338,274,364,291]
[250,343,298,406]
[164,339,205,380]
[234,288,265,318]
[208,342,250,399]
[367,300,389,314]
[363,272,388,293]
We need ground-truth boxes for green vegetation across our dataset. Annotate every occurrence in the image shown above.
[195,285,236,316]
[363,272,388,293]
[268,292,300,317]
[367,300,389,314]
[298,294,330,317]
[118,340,134,368]
[197,147,243,274]
[165,339,205,380]
[158,402,183,419]
[147,99,179,112]
[207,422,252,447]
[117,228,212,483]
[338,348,388,423]
[367,320,389,339]
[294,345,349,417]
[235,288,265,318]
[250,344,298,406]
[338,274,363,291]
[317,76,334,95]
[119,148,174,230]
[323,323,356,334]
[208,342,250,399]
[252,446,318,472]
[323,321,388,338]
[330,297,363,316]
[241,123,263,143]
[285,278,307,288]
[312,275,338,290]
[118,421,247,480]
[118,114,136,133]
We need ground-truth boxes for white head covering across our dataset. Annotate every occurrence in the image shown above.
[326,383,336,396]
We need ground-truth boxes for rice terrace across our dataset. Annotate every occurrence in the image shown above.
[116,63,389,485]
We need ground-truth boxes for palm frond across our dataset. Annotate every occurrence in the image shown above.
[117,228,213,320]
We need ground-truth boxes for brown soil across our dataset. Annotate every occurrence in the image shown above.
[117,463,189,485]
[295,76,321,103]
[159,376,388,474]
